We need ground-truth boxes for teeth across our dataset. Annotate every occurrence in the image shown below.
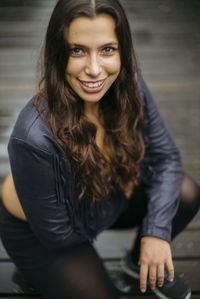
[82,80,104,88]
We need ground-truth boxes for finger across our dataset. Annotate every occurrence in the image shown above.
[157,263,164,287]
[149,265,157,290]
[140,263,148,293]
[166,258,174,282]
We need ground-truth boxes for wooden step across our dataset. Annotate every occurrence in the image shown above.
[0,260,199,298]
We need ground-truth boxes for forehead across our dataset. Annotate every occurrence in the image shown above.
[67,14,118,45]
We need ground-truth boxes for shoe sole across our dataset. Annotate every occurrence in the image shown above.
[153,287,191,299]
[122,262,192,299]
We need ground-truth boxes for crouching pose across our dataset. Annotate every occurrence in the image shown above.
[0,0,199,298]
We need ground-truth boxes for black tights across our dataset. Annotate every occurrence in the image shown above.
[111,172,200,263]
[1,172,200,299]
[22,243,119,299]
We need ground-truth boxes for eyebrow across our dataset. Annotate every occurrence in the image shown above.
[69,42,119,49]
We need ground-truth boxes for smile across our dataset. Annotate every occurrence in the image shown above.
[78,79,106,93]
[79,79,105,88]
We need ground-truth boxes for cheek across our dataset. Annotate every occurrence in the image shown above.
[66,59,84,76]
[102,56,121,73]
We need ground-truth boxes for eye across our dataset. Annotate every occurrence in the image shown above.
[101,47,117,55]
[69,47,84,56]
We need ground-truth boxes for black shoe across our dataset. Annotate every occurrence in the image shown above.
[121,250,191,299]
[12,268,37,294]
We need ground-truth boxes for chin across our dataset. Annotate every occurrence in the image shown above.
[81,95,103,103]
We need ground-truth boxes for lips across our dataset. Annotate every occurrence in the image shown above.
[78,79,106,93]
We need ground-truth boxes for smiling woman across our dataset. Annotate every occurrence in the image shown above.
[66,15,121,105]
[0,0,199,299]
[37,0,145,204]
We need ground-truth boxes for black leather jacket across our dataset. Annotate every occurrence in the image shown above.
[8,73,182,249]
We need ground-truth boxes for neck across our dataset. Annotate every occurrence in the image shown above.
[84,101,100,122]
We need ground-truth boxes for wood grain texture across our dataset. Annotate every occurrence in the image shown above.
[0,0,199,297]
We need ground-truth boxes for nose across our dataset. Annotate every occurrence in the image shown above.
[85,53,102,77]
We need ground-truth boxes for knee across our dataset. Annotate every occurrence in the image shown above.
[179,172,200,209]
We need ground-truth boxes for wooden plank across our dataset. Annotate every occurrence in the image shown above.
[105,260,200,294]
[0,70,36,79]
[0,0,199,298]
[0,298,39,299]
[0,260,199,296]
[0,95,34,111]
[0,0,55,7]
[0,143,8,162]
[0,242,9,260]
[94,224,200,259]
[4,297,200,299]
[123,297,200,299]
[0,65,37,76]
[0,262,33,294]
[0,260,152,297]
[0,162,10,178]
[0,212,200,260]
[0,37,41,48]
[0,7,51,22]
[0,297,39,299]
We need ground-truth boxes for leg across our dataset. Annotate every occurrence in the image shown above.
[110,182,148,230]
[109,182,149,263]
[21,242,119,299]
[110,172,200,262]
[0,199,118,299]
[120,172,199,299]
[131,172,200,262]
[171,172,200,239]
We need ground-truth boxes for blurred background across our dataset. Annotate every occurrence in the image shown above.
[0,0,200,297]
[0,0,199,189]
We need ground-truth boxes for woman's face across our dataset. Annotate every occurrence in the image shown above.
[65,14,121,105]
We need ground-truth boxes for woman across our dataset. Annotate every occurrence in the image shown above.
[0,0,199,298]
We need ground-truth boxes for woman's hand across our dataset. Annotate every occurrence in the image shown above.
[138,236,174,293]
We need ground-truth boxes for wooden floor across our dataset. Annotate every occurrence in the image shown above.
[0,0,200,298]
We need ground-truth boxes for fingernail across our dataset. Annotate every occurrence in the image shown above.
[141,289,146,293]
[169,278,174,282]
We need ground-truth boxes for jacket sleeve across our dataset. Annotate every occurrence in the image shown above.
[138,74,182,243]
[8,137,88,249]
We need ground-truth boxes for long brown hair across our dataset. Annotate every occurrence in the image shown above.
[35,0,145,202]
